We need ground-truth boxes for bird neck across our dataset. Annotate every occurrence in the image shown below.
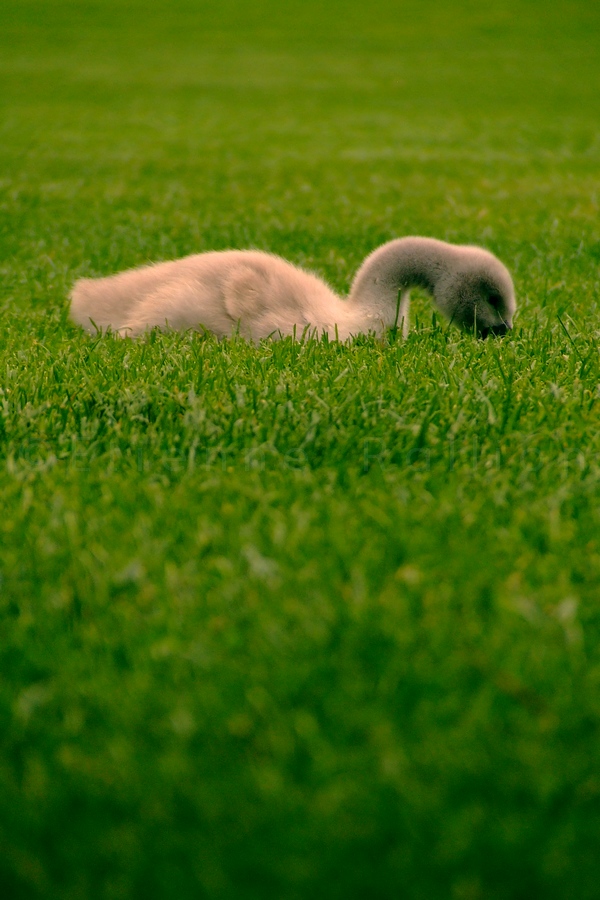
[348,237,452,325]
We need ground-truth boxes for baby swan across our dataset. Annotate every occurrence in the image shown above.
[70,237,516,341]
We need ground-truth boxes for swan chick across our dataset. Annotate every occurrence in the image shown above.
[70,237,516,341]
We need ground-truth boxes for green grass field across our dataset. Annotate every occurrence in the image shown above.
[2,1,600,897]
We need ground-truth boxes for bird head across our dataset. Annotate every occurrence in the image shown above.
[433,248,516,338]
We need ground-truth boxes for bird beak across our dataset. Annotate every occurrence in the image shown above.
[479,322,512,339]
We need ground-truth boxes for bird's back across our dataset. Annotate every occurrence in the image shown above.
[70,249,344,339]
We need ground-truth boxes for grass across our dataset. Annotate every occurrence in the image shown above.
[1,0,600,897]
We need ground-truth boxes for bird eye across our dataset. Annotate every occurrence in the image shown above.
[488,293,502,309]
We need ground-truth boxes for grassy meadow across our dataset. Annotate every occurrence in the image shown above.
[2,0,600,897]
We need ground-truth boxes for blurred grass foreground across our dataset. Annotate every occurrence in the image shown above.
[1,1,600,898]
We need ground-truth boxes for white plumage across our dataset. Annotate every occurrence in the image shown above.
[70,237,516,341]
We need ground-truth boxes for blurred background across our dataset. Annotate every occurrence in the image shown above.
[2,0,599,317]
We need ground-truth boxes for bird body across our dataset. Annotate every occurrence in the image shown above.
[70,237,516,340]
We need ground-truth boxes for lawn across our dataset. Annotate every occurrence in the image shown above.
[1,1,600,897]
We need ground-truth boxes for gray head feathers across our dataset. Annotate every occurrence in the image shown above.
[429,244,516,337]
